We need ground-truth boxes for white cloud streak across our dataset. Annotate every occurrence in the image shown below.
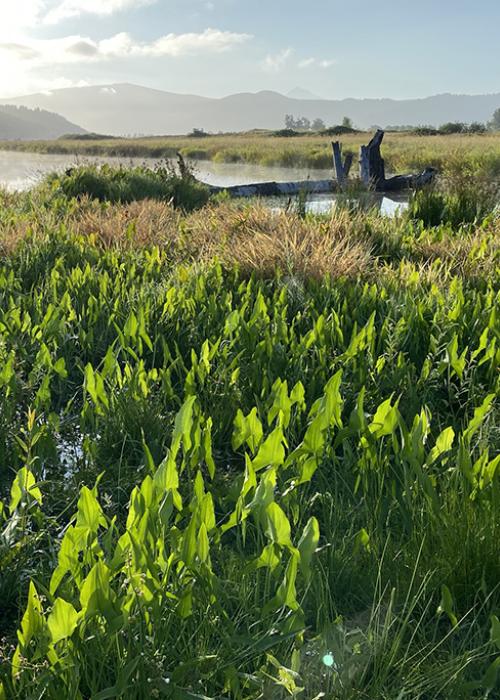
[0,0,159,31]
[298,57,336,69]
[0,28,253,66]
[261,48,293,73]
[43,0,157,24]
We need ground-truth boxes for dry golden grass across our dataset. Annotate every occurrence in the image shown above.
[67,200,372,279]
[413,218,500,279]
[213,206,372,280]
[2,193,498,284]
[72,198,181,249]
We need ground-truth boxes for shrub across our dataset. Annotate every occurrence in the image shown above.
[321,125,359,136]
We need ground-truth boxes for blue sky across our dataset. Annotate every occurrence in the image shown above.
[0,0,499,98]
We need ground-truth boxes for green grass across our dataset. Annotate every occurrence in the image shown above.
[44,162,210,211]
[0,181,499,699]
[2,131,500,178]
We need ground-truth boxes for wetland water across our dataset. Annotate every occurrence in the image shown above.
[0,149,408,216]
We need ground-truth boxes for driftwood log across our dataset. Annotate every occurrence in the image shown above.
[181,130,437,199]
[207,179,337,198]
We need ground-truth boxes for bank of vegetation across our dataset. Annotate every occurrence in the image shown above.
[0,167,499,699]
[1,131,500,179]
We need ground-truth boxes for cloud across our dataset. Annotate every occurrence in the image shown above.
[261,48,293,73]
[145,28,252,56]
[43,0,157,24]
[0,43,40,59]
[0,1,159,31]
[0,1,46,37]
[0,28,252,65]
[298,57,336,69]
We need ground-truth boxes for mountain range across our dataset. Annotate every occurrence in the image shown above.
[0,104,86,140]
[1,84,499,137]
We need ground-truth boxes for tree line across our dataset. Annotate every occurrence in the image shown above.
[284,109,500,134]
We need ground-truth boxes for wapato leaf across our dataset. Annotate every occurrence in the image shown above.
[437,584,458,627]
[252,426,285,471]
[490,614,500,650]
[47,598,79,644]
[275,552,300,610]
[76,486,106,532]
[9,468,42,512]
[427,427,455,465]
[369,397,399,439]
[298,517,320,579]
[197,523,210,563]
[266,502,292,547]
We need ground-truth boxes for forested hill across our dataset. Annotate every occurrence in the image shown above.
[0,105,85,140]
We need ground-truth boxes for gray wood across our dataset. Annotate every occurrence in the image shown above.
[359,145,370,186]
[207,179,337,198]
[332,141,346,188]
[190,130,438,199]
[343,153,354,178]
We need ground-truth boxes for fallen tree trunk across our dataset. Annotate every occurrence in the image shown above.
[383,167,438,192]
[179,128,438,200]
[207,179,338,198]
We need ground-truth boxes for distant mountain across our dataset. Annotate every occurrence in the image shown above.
[0,105,86,140]
[1,84,499,136]
[287,87,322,100]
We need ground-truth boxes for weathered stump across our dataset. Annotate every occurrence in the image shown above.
[359,129,387,190]
[359,130,437,192]
[332,141,353,189]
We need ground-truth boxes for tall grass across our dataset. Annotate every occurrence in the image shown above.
[2,131,500,177]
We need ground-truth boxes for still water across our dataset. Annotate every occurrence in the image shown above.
[0,150,408,216]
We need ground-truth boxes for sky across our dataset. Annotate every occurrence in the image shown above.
[0,0,499,99]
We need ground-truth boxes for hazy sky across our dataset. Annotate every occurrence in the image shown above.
[0,0,499,99]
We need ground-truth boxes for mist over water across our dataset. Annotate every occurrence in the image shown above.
[0,149,408,216]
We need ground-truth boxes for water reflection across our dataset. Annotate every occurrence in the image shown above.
[0,149,408,216]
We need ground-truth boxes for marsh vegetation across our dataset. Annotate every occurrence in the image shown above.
[0,164,499,699]
[1,131,500,179]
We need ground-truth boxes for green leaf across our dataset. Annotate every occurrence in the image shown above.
[47,598,79,644]
[464,394,495,442]
[427,426,455,465]
[491,615,500,650]
[232,407,263,454]
[172,396,197,456]
[252,426,285,471]
[9,468,42,512]
[256,543,281,571]
[369,397,399,439]
[17,581,43,647]
[298,517,320,579]
[483,656,500,692]
[266,502,292,547]
[181,515,198,567]
[197,523,210,563]
[80,561,115,621]
[275,552,299,610]
[76,486,106,532]
[437,584,458,627]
